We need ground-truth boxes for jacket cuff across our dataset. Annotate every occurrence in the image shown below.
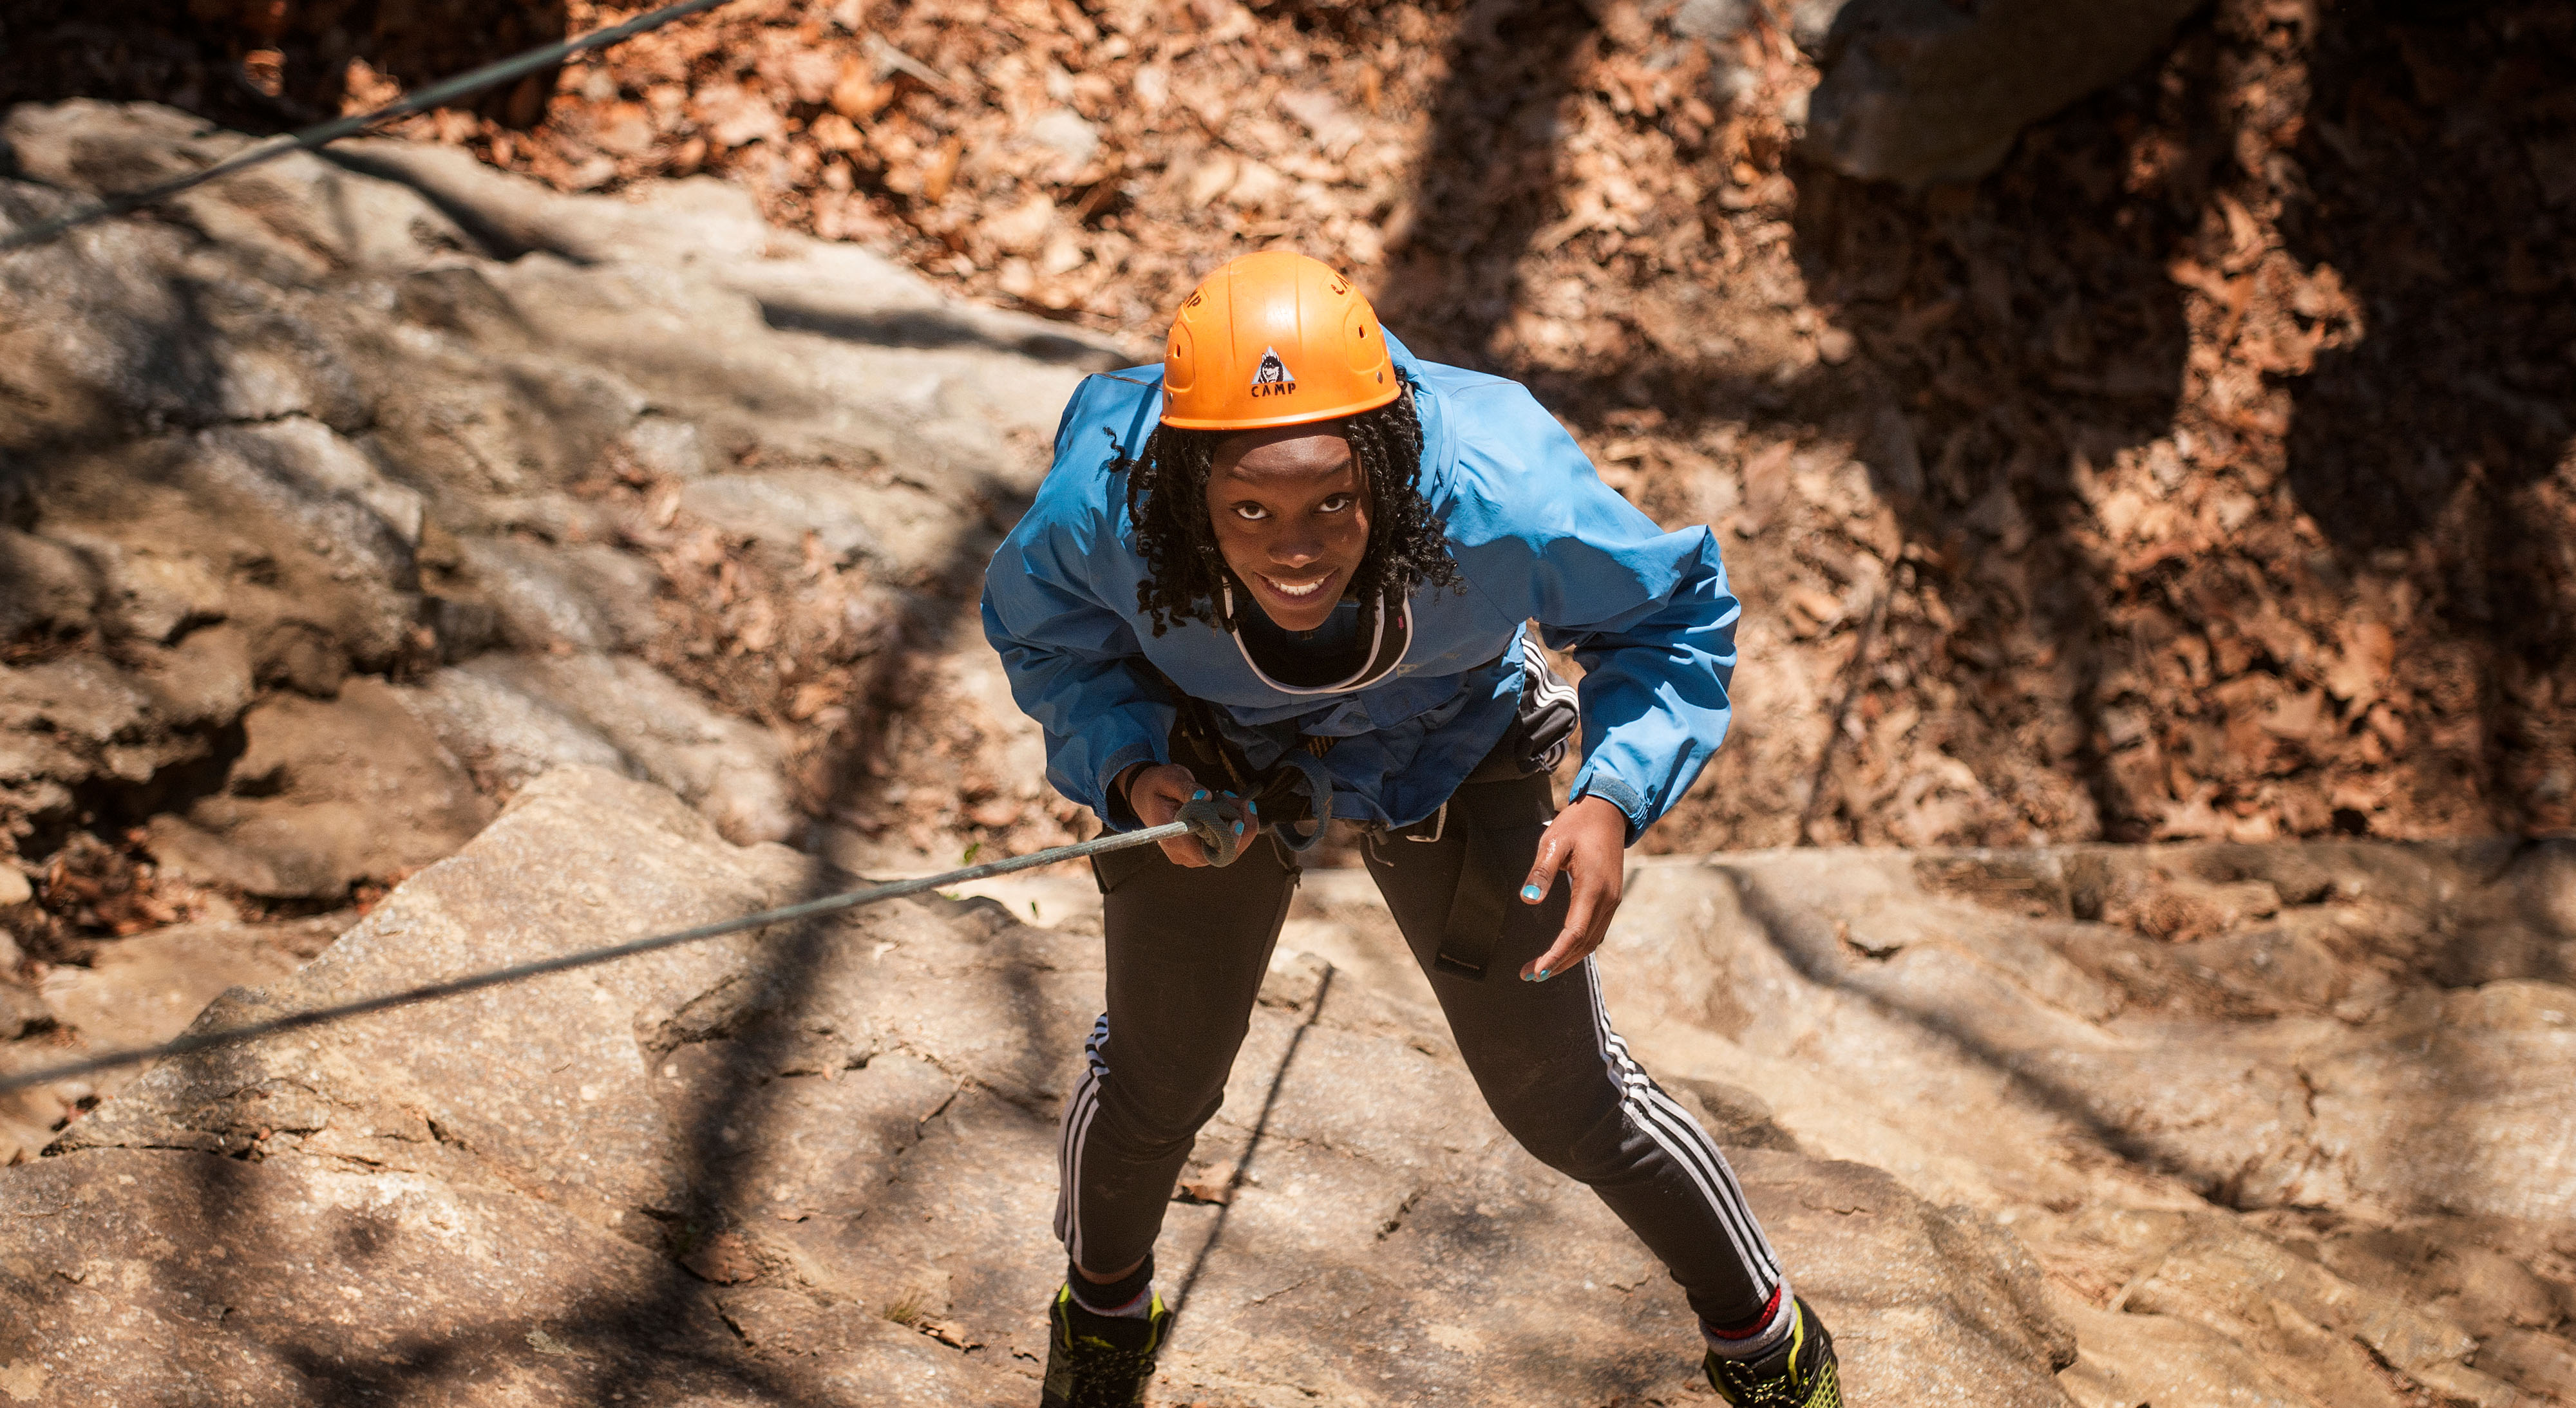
[1095,738,1165,831]
[1569,769,1649,846]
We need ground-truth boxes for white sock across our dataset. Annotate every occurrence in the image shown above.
[1069,1282,1155,1319]
[1703,1284,1795,1360]
[1066,1257,1157,1320]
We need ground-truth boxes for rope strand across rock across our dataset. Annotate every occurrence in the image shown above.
[0,798,1256,1096]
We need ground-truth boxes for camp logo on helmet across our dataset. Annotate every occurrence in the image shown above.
[1249,346,1297,398]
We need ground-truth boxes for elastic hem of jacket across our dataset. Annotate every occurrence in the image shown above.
[1569,770,1648,845]
[1095,739,1168,831]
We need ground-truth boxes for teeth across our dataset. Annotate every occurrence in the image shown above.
[1265,575,1326,598]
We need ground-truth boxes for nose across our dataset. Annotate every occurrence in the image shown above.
[1266,523,1323,568]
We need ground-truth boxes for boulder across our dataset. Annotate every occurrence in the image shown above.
[678,469,960,578]
[37,913,343,1055]
[431,653,797,845]
[145,679,493,899]
[1803,0,2206,185]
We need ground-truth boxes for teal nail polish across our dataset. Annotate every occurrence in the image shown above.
[1232,821,1244,835]
[1519,883,1544,903]
[1537,968,1553,981]
[1192,789,1208,800]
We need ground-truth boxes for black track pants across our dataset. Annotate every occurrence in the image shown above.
[1054,770,1785,1324]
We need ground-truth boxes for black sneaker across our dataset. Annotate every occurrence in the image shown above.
[1039,1284,1173,1407]
[1703,1296,1841,1407]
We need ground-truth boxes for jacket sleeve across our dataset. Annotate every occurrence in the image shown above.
[1542,528,1738,845]
[980,403,1175,828]
[1444,384,1740,843]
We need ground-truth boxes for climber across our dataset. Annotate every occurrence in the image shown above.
[981,250,1840,1408]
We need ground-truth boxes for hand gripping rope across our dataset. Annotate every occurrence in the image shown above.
[0,800,1257,1097]
[0,0,741,254]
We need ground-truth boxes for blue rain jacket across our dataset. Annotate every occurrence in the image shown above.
[979,331,1739,842]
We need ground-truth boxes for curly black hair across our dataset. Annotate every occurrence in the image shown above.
[1112,388,1461,636]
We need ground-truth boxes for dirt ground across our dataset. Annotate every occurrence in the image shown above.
[3,0,2572,859]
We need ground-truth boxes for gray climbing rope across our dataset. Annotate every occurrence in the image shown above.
[0,794,1259,1096]
[0,0,739,253]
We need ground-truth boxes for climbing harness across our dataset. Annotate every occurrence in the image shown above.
[0,794,1254,1096]
[1158,686,1336,856]
[0,0,740,254]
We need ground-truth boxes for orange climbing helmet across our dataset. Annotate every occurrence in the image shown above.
[1159,250,1400,431]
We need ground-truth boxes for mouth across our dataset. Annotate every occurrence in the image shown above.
[1256,571,1335,602]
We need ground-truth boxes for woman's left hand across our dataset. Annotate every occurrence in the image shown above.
[1516,795,1629,982]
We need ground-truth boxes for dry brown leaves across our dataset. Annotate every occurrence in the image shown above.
[21,0,2571,852]
[404,0,2576,850]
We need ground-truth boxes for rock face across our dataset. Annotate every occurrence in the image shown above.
[1506,840,2574,1407]
[1803,0,2207,185]
[0,99,1136,1141]
[0,98,1122,890]
[1233,839,2576,1407]
[10,768,2562,1403]
[146,678,494,899]
[0,911,343,1157]
[10,767,2080,1404]
[3,786,2571,1406]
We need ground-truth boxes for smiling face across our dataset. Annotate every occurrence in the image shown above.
[1205,424,1370,632]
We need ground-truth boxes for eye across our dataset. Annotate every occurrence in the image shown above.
[1318,493,1355,513]
[1231,502,1269,521]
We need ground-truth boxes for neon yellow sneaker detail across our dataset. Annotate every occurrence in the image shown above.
[1039,1284,1173,1407]
[1704,1296,1841,1407]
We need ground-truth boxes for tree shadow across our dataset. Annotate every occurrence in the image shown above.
[1718,853,2524,1221]
[1375,0,1601,371]
[1372,0,2226,842]
[2275,0,2573,557]
[1776,35,2221,837]
[754,299,1123,367]
[582,894,883,1405]
[2273,2,2576,826]
[150,1140,802,1404]
[1378,0,2575,843]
